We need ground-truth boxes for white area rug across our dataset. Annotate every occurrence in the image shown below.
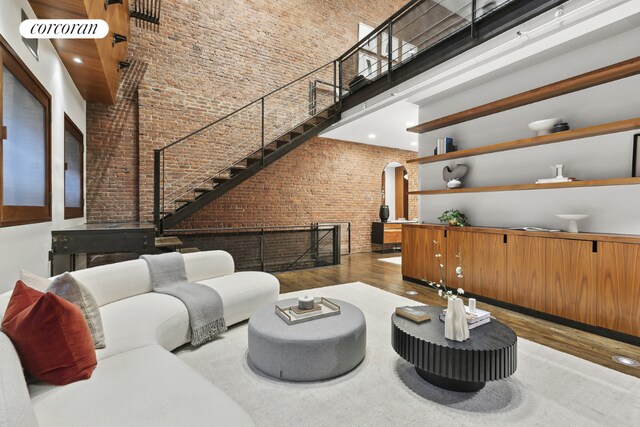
[177,282,640,426]
[378,256,402,265]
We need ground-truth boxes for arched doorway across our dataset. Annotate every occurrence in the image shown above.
[381,162,409,221]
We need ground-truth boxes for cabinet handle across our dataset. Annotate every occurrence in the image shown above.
[1,126,7,140]
[503,234,508,244]
[592,241,598,253]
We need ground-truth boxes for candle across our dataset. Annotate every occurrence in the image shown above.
[298,295,314,310]
[468,298,476,313]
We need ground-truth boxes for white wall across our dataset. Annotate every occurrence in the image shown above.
[384,163,397,220]
[0,0,86,292]
[416,24,640,234]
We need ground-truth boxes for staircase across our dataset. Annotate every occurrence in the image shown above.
[153,0,565,233]
[156,104,338,230]
[153,59,342,231]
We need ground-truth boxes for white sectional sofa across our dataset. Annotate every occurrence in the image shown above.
[0,250,280,427]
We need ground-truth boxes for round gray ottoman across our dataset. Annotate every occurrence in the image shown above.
[248,298,366,381]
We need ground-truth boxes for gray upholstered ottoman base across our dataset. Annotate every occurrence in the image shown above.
[248,298,366,382]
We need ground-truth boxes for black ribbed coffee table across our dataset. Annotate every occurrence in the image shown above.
[392,306,517,392]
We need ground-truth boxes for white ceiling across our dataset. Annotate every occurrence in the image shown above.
[322,101,419,152]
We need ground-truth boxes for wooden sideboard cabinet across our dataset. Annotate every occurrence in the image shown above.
[402,223,640,340]
[372,222,402,249]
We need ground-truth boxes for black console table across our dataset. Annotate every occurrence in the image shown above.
[391,306,517,392]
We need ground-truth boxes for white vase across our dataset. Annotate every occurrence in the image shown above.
[444,298,470,342]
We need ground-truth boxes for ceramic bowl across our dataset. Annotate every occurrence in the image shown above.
[555,213,589,233]
[528,118,564,136]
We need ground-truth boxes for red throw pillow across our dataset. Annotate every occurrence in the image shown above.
[1,281,97,385]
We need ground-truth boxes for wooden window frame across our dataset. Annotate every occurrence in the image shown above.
[0,36,52,227]
[63,114,84,219]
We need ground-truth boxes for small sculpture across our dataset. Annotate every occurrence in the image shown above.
[442,164,469,189]
[535,164,576,184]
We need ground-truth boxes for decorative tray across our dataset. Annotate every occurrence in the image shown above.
[275,298,341,325]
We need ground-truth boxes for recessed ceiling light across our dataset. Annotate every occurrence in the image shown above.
[406,122,415,127]
[72,57,83,64]
[406,290,418,296]
[368,134,376,139]
[410,141,418,146]
[612,355,640,367]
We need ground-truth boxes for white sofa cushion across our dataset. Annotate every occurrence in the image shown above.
[0,332,38,427]
[95,271,280,359]
[0,250,249,318]
[29,345,254,427]
[197,271,280,326]
[63,250,235,308]
[95,292,189,361]
[184,250,235,282]
[70,259,152,307]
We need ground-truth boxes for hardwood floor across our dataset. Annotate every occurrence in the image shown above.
[275,251,640,378]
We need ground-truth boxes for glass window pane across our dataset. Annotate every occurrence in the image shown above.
[2,65,46,206]
[64,129,82,208]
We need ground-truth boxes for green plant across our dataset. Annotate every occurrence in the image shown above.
[438,209,469,227]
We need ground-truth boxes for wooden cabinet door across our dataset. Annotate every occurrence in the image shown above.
[445,230,471,292]
[470,232,507,301]
[506,235,546,311]
[402,227,446,283]
[597,242,640,336]
[446,231,506,300]
[545,239,597,325]
[447,230,506,300]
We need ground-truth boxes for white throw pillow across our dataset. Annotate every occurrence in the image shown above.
[38,272,106,349]
[19,269,51,292]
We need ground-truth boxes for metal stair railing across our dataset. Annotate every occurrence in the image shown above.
[154,60,340,227]
[163,224,342,272]
[162,95,331,205]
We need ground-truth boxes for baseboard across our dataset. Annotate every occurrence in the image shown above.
[402,275,640,347]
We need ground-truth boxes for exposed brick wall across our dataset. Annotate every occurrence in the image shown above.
[86,0,421,251]
[86,61,147,222]
[175,137,418,253]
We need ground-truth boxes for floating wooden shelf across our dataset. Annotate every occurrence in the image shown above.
[407,117,640,164]
[409,177,640,195]
[407,56,640,134]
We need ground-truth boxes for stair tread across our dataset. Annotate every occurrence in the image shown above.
[248,150,275,159]
[180,247,201,253]
[155,236,183,247]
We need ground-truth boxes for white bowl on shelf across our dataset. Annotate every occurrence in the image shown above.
[555,214,589,233]
[529,118,563,136]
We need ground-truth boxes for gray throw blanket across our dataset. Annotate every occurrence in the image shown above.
[140,253,227,346]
